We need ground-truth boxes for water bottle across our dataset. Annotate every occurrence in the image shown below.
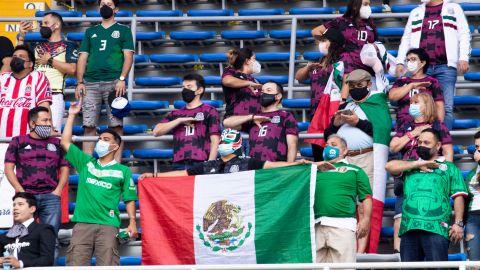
[2,251,11,270]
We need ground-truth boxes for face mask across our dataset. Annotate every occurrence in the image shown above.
[181,88,196,103]
[260,93,277,107]
[251,60,261,74]
[218,143,235,156]
[409,104,422,119]
[94,139,113,158]
[33,125,51,139]
[40,26,53,39]
[421,0,431,3]
[406,61,420,74]
[100,5,114,19]
[350,86,370,101]
[323,145,340,161]
[417,146,435,160]
[318,42,329,55]
[10,57,25,73]
[359,5,372,19]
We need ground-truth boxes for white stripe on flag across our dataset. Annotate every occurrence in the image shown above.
[193,170,257,264]
[373,143,389,202]
[308,164,317,262]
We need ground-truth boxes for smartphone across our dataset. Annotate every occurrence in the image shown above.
[338,109,353,116]
[30,21,38,31]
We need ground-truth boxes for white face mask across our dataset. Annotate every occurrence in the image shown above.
[406,61,420,73]
[251,60,261,74]
[421,0,431,3]
[318,42,329,55]
[359,5,372,19]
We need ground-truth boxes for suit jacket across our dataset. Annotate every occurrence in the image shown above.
[0,221,55,267]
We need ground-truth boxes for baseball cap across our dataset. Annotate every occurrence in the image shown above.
[108,91,131,118]
[321,28,345,47]
[345,69,371,84]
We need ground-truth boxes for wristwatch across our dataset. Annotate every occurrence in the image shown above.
[119,76,126,81]
[47,57,53,66]
[455,220,464,227]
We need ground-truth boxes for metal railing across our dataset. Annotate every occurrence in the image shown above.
[2,11,480,99]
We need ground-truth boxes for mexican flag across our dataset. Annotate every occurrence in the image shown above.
[358,91,392,253]
[139,165,316,265]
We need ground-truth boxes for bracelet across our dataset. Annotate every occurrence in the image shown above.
[406,132,414,140]
[77,81,84,85]
[251,114,255,121]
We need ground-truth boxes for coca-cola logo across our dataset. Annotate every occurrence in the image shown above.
[0,97,32,108]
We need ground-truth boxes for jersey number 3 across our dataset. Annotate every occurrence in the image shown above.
[99,40,107,51]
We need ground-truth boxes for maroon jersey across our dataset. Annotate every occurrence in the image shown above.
[324,17,375,74]
[221,67,261,118]
[420,3,447,65]
[244,110,298,162]
[391,76,444,127]
[309,66,333,117]
[161,103,221,162]
[4,135,69,194]
[394,120,452,160]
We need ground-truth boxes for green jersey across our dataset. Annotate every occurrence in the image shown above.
[65,144,138,227]
[79,22,134,82]
[314,161,372,219]
[400,160,468,239]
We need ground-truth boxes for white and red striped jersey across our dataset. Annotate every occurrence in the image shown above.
[0,71,52,138]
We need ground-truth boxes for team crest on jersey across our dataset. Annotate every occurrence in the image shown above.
[271,116,280,124]
[25,85,32,95]
[439,164,448,171]
[111,31,120,39]
[448,8,454,15]
[47,143,57,152]
[195,112,205,121]
[337,166,348,173]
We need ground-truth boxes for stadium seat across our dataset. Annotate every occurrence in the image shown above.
[136,10,183,17]
[57,256,141,266]
[467,145,476,155]
[254,75,288,84]
[297,122,310,132]
[66,32,84,41]
[238,8,285,16]
[135,76,181,86]
[453,119,479,129]
[35,10,82,18]
[60,125,84,136]
[268,29,312,40]
[98,124,147,135]
[149,54,198,63]
[204,76,222,85]
[454,96,480,106]
[288,7,336,15]
[384,197,396,209]
[199,53,227,62]
[300,147,312,157]
[388,50,398,57]
[130,100,170,110]
[187,9,233,17]
[86,10,133,17]
[391,4,419,13]
[136,32,166,42]
[460,2,480,11]
[464,72,480,81]
[448,253,467,261]
[282,99,310,108]
[471,48,480,57]
[24,32,47,42]
[377,27,404,37]
[220,30,267,40]
[453,145,464,155]
[380,227,394,237]
[173,100,224,109]
[339,6,382,14]
[169,31,217,41]
[133,149,174,159]
[303,51,323,61]
[255,52,299,61]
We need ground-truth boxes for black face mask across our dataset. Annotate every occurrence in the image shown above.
[417,146,434,160]
[100,5,114,19]
[350,87,370,101]
[10,57,25,73]
[260,93,277,107]
[40,26,52,39]
[181,88,196,103]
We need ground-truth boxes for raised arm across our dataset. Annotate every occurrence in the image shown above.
[61,101,81,152]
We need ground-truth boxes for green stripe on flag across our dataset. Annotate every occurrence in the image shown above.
[254,165,315,263]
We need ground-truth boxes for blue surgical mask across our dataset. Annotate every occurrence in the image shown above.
[409,104,422,119]
[322,145,340,161]
[218,143,235,156]
[94,140,113,158]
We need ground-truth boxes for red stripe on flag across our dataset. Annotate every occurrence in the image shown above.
[140,176,195,265]
[366,199,384,253]
[305,94,340,147]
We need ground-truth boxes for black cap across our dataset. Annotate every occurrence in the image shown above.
[322,28,345,47]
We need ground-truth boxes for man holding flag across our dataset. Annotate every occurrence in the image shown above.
[324,69,391,253]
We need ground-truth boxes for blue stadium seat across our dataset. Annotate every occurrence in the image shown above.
[254,75,288,84]
[98,124,147,135]
[133,149,174,159]
[453,145,464,155]
[449,253,467,261]
[135,55,149,64]
[454,96,480,105]
[391,4,419,13]
[303,51,323,61]
[460,2,480,11]
[380,227,394,237]
[204,76,222,85]
[297,122,310,132]
[91,149,132,160]
[0,230,7,235]
[221,30,267,40]
[136,10,183,17]
[467,145,476,155]
[300,147,313,157]
[35,10,82,17]
[464,72,480,81]
[60,124,84,135]
[66,32,84,41]
[136,32,165,42]
[388,50,398,57]
[453,119,479,129]
[150,54,198,63]
[65,78,76,87]
[238,8,285,16]
[199,53,227,62]
[269,29,312,39]
[288,7,336,15]
[339,6,382,14]
[384,197,396,209]
[24,32,47,42]
[170,31,216,41]
[187,9,233,17]
[377,27,404,37]
[471,48,480,57]
[282,99,310,108]
[256,52,299,61]
[173,100,224,109]
[130,100,170,110]
[86,10,133,17]
[57,256,141,266]
[135,76,181,86]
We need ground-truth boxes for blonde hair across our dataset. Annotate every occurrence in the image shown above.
[411,93,437,123]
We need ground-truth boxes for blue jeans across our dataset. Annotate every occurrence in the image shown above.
[426,64,457,130]
[465,211,480,261]
[400,230,449,269]
[34,193,61,235]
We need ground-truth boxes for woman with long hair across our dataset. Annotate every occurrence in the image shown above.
[295,27,345,161]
